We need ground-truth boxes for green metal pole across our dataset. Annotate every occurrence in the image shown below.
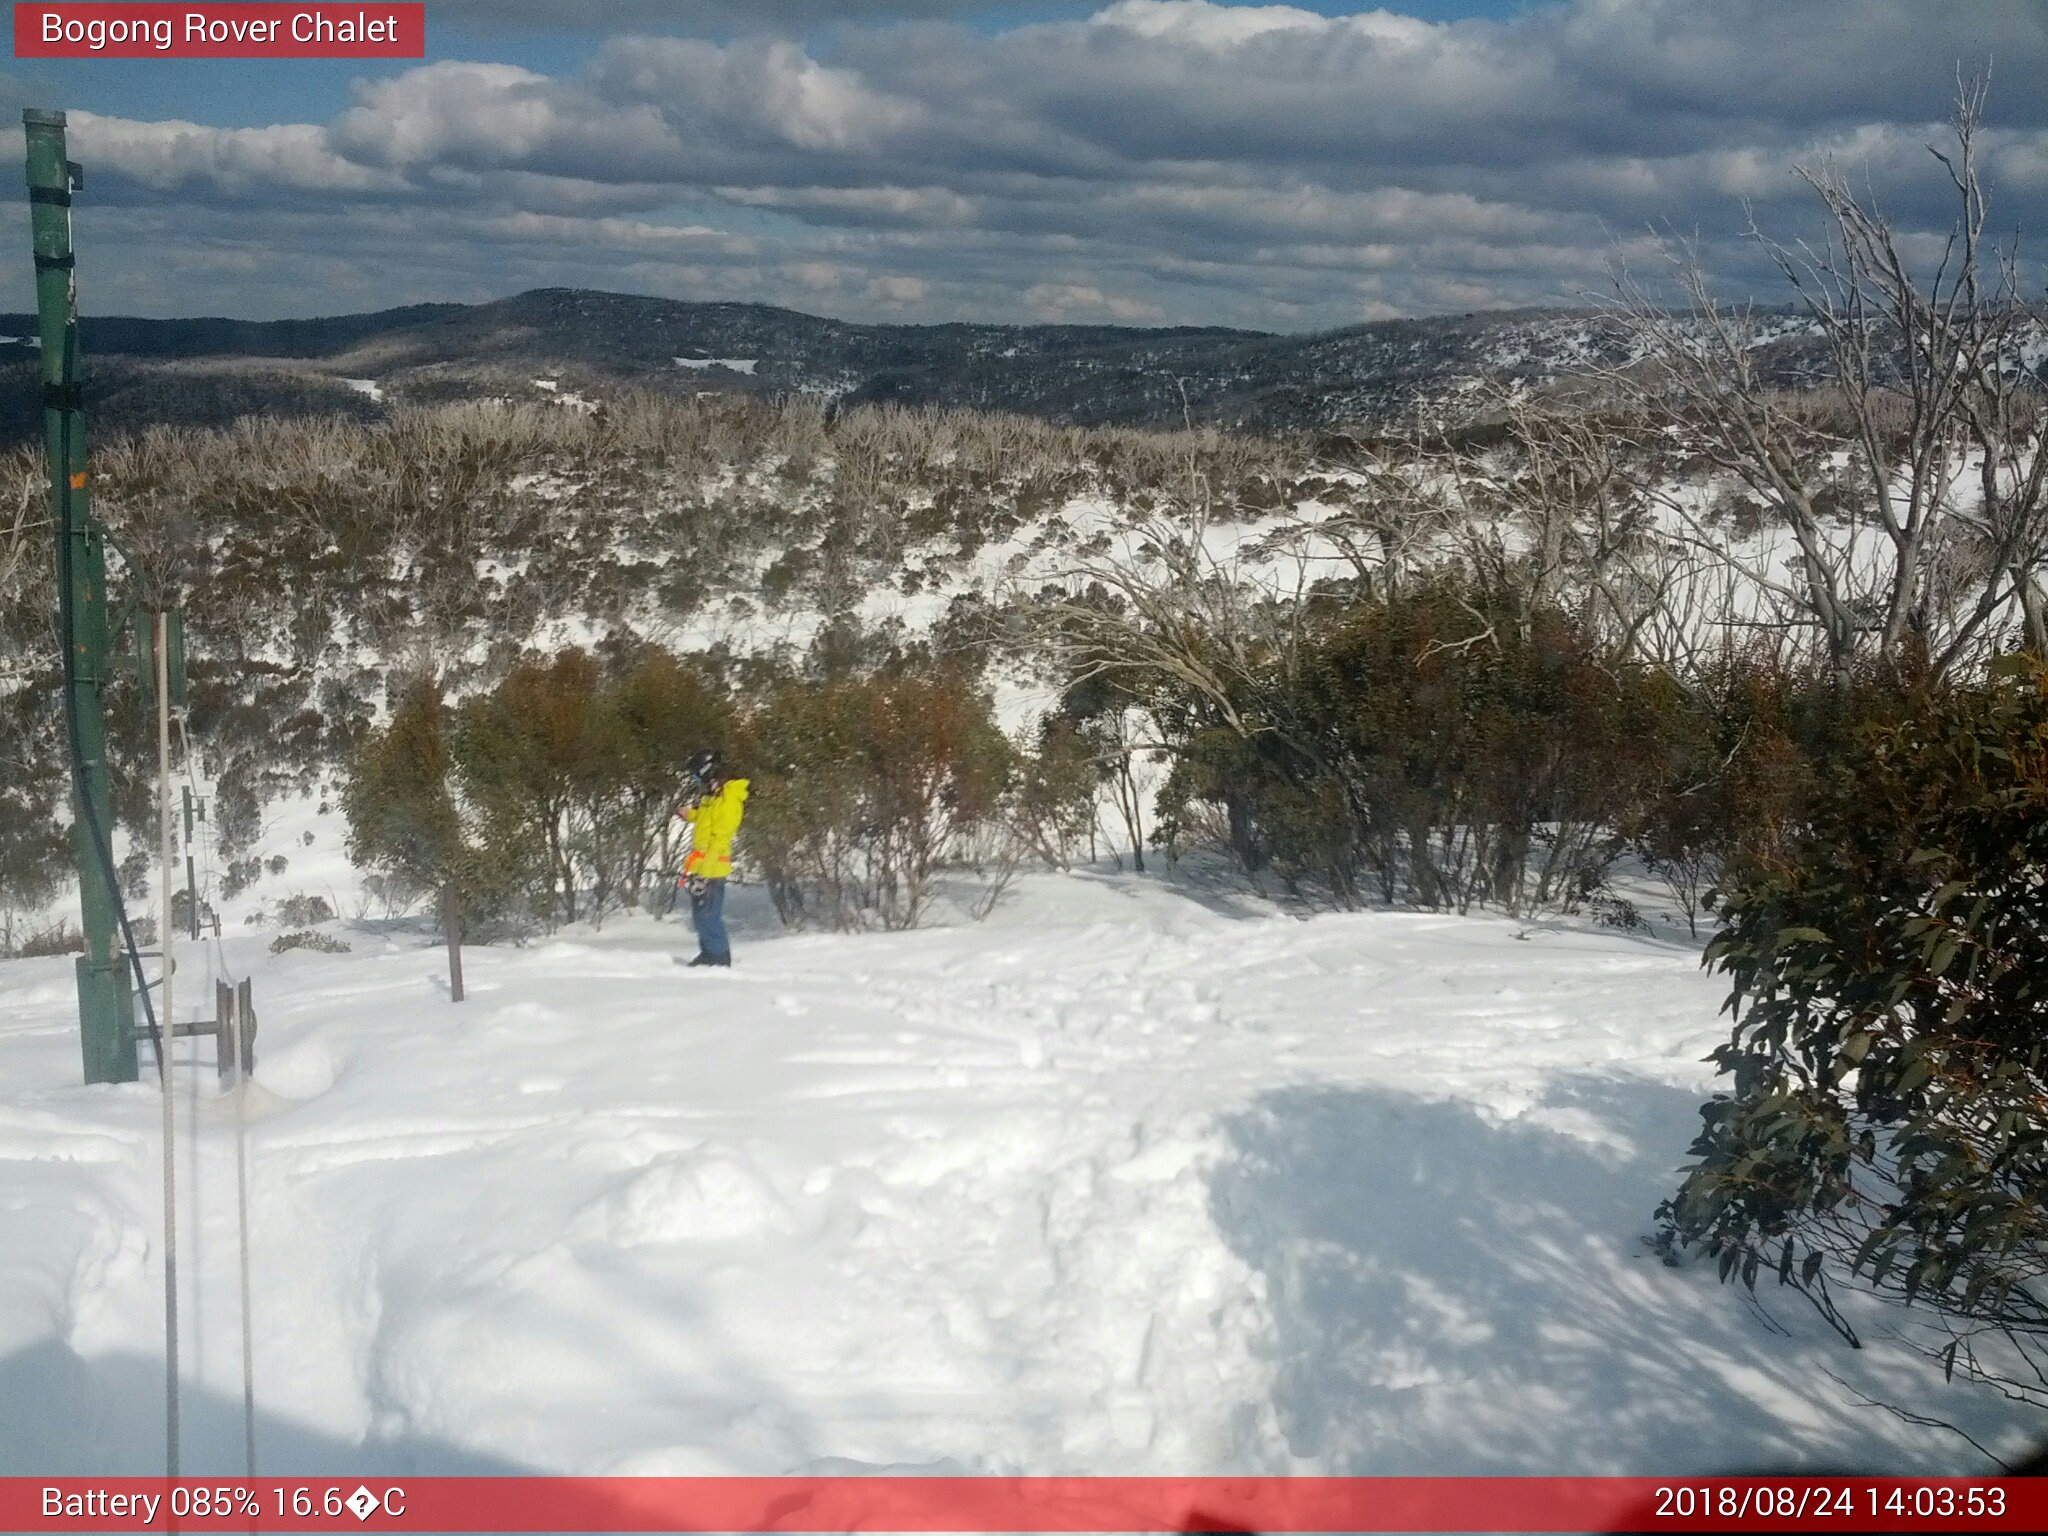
[25,108,136,1085]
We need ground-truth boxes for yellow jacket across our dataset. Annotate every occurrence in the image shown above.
[680,778,749,879]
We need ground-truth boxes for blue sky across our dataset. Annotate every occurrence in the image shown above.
[1,1,2038,328]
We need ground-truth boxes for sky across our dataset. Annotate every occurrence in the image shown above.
[0,0,2043,331]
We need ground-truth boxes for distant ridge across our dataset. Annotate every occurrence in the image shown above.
[0,286,1722,444]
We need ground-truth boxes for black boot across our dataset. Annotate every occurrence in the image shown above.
[687,952,732,968]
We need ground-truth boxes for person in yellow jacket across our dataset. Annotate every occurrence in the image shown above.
[676,749,749,967]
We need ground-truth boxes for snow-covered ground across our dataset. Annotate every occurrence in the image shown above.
[1,865,2037,1480]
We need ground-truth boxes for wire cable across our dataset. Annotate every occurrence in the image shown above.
[150,612,180,1479]
[170,707,257,1475]
[173,712,239,986]
[51,378,177,1474]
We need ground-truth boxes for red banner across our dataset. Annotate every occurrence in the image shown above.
[13,4,424,58]
[3,1477,2045,1533]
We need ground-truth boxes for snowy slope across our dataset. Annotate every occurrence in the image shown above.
[1,868,2037,1480]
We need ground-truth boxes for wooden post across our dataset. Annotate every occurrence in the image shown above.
[235,978,256,1077]
[216,979,237,1088]
[442,882,465,1002]
[183,787,198,939]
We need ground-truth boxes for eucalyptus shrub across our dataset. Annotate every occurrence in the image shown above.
[738,665,1013,931]
[1656,658,2048,1401]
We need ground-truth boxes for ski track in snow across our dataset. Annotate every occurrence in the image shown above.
[0,869,2037,1477]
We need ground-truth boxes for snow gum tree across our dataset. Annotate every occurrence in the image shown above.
[341,673,500,999]
[1610,80,2048,682]
[448,647,728,928]
[1658,658,2048,1408]
[740,665,1014,931]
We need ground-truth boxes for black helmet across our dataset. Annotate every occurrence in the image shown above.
[686,748,723,787]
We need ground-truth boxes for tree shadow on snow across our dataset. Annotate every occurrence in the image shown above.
[1064,859,1278,923]
[1206,1074,2026,1477]
[0,1338,531,1476]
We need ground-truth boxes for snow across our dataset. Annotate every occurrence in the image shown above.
[340,378,383,403]
[1,865,2037,1478]
[674,357,760,376]
[531,379,598,412]
[6,396,2044,1480]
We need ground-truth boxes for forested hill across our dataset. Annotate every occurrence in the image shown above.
[0,287,1701,445]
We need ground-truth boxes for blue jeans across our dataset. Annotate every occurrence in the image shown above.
[690,877,730,961]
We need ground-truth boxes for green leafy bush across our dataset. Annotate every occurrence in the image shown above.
[269,928,351,955]
[1656,658,2048,1400]
[12,921,83,959]
[450,646,729,926]
[1156,574,1680,913]
[275,893,331,926]
[739,665,1013,930]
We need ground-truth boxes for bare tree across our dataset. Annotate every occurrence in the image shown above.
[0,457,40,616]
[1013,406,1335,878]
[1023,421,1314,756]
[1265,414,1465,601]
[1450,395,1710,665]
[1605,77,2048,680]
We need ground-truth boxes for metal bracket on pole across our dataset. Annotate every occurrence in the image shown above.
[212,979,258,1086]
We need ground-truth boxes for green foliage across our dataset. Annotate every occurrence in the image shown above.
[1053,673,1151,871]
[1009,714,1102,868]
[1657,659,2048,1394]
[343,672,528,935]
[453,649,612,926]
[342,639,1037,935]
[9,920,82,959]
[445,646,729,927]
[347,675,468,900]
[0,796,68,957]
[1155,574,1678,912]
[0,637,68,954]
[739,665,1013,930]
[275,893,335,927]
[269,928,351,955]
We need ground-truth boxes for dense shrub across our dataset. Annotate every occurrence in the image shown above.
[269,928,351,955]
[0,811,68,957]
[275,893,336,927]
[343,673,511,938]
[1655,659,2048,1400]
[9,920,82,959]
[340,637,1086,935]
[442,647,730,927]
[1051,673,1153,871]
[1627,654,1938,934]
[1156,575,1684,913]
[739,666,1014,930]
[456,647,729,925]
[1008,715,1103,869]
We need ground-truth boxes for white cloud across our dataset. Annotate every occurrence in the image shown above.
[1092,0,1331,48]
[788,260,846,291]
[716,182,977,226]
[866,273,930,305]
[1024,280,1168,322]
[24,1,2048,328]
[70,112,403,197]
[590,36,923,154]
